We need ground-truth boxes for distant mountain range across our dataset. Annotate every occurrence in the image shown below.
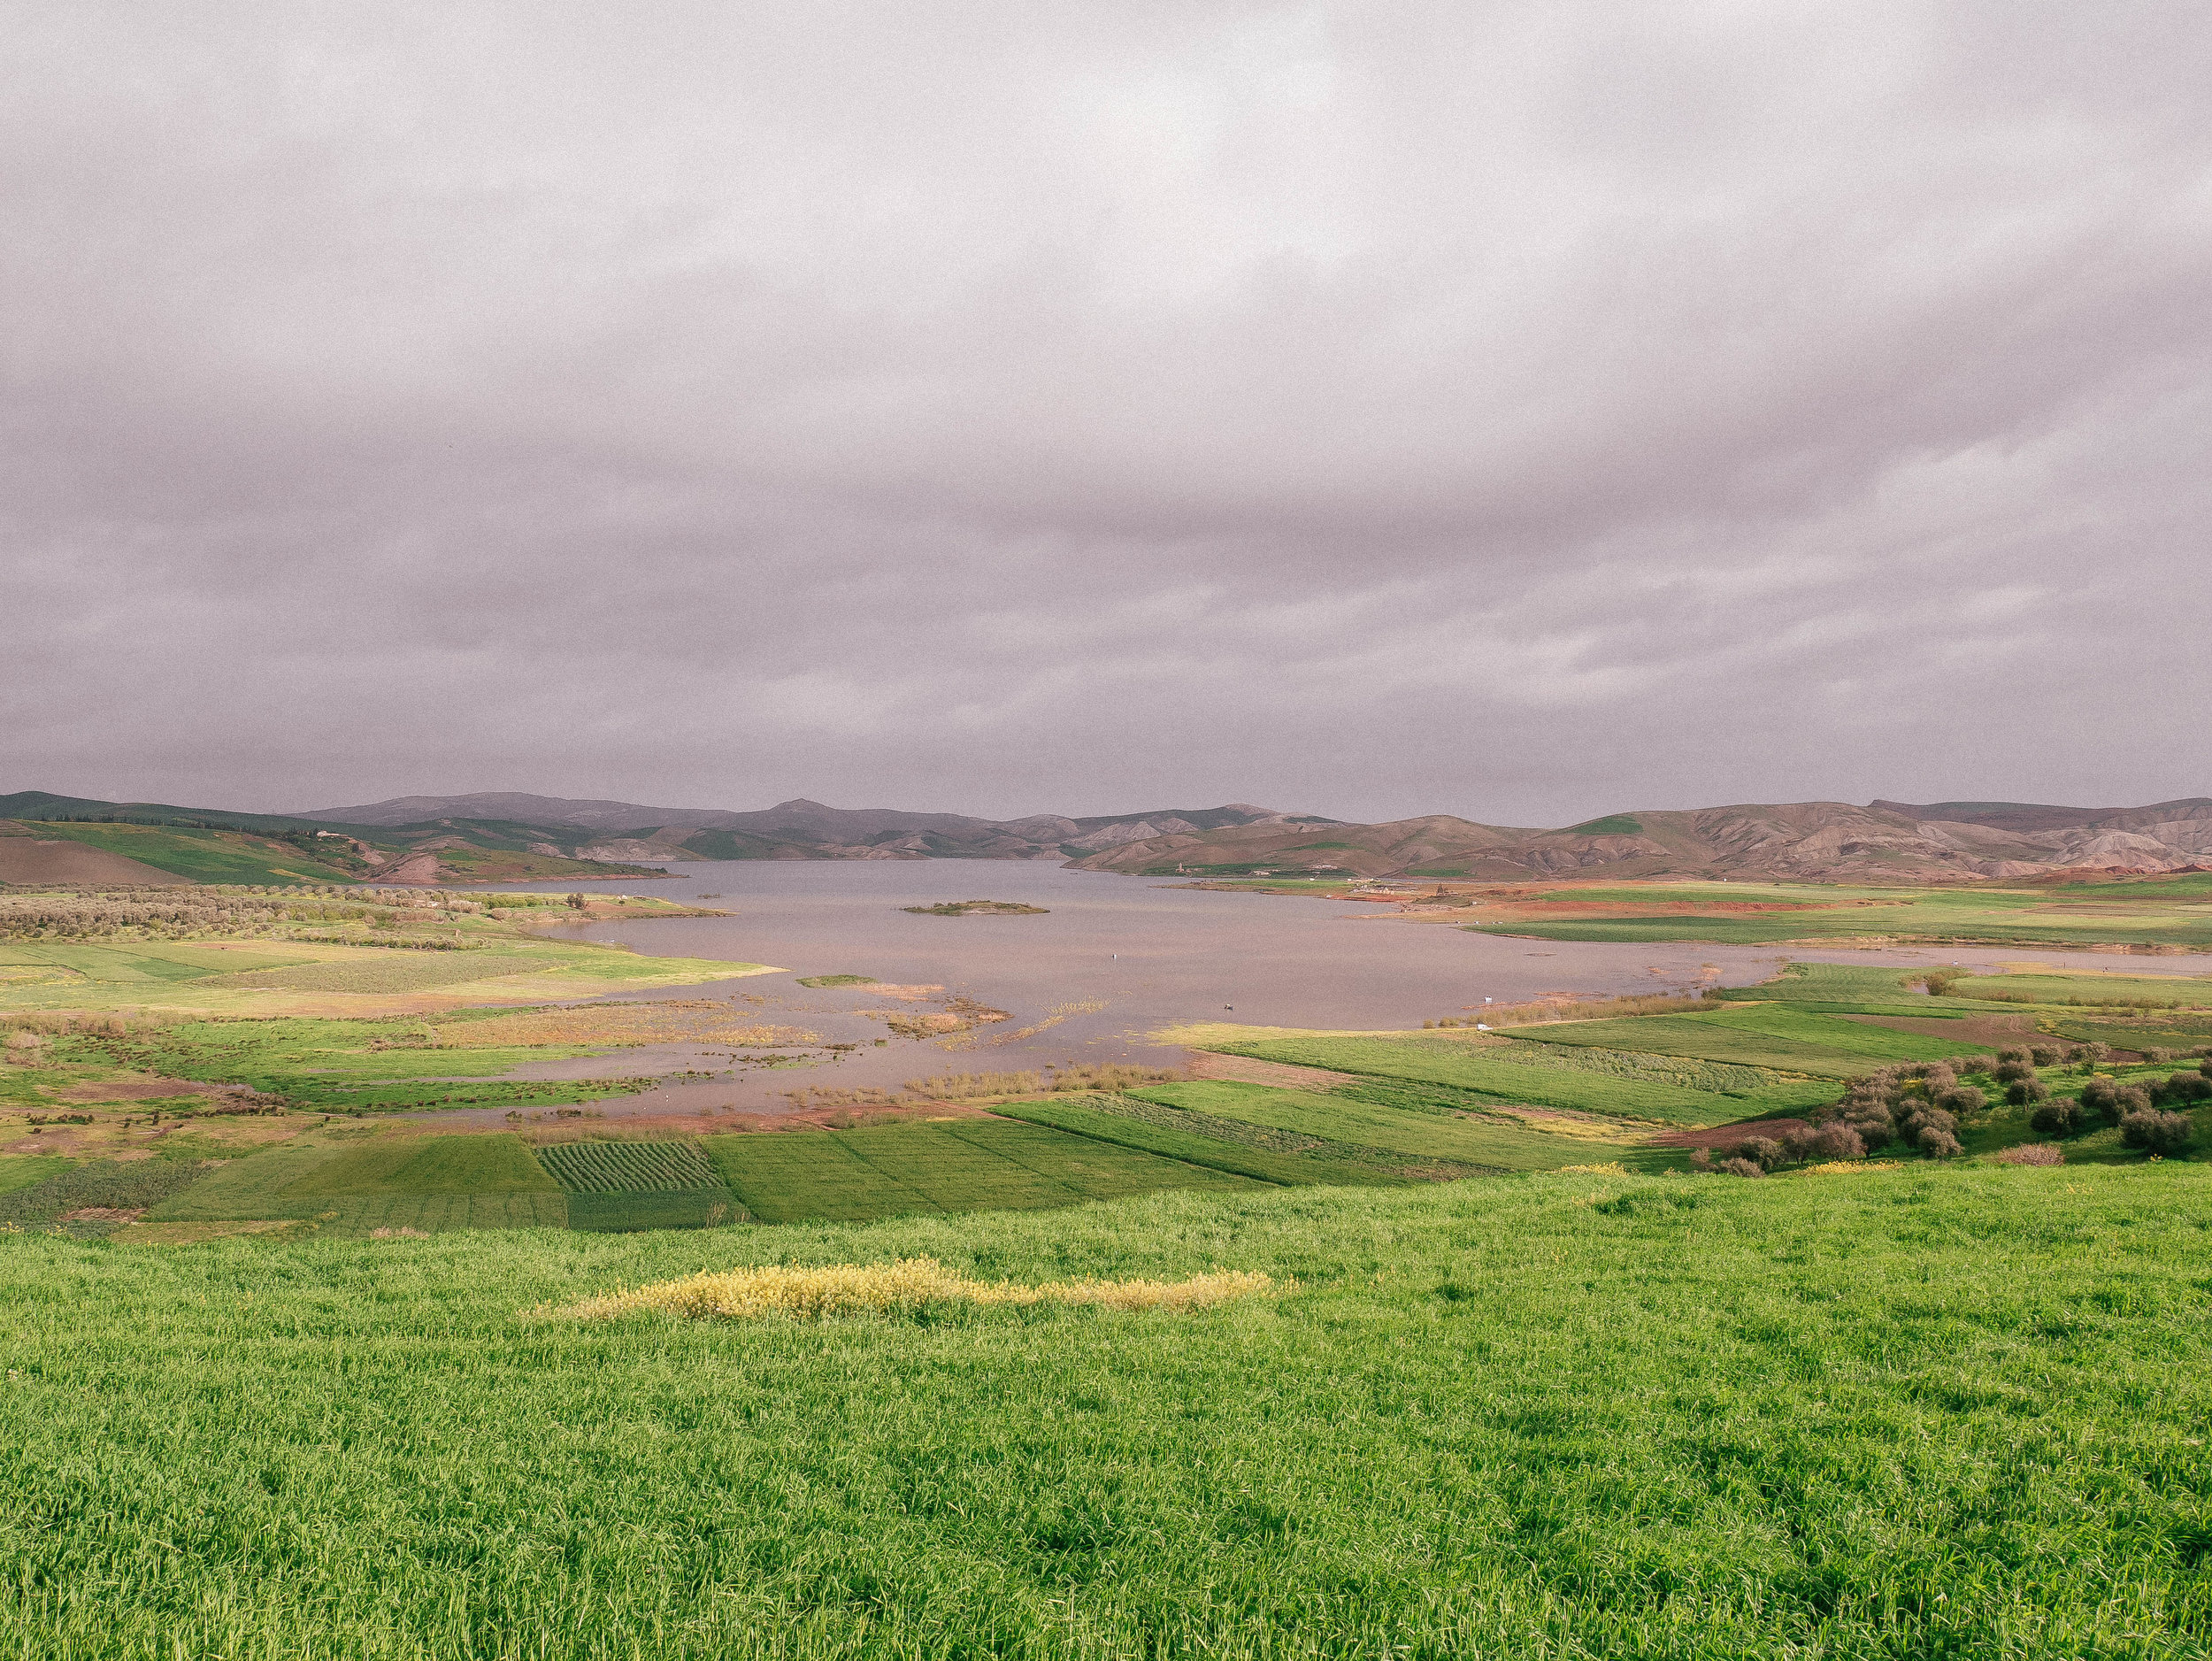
[4,788,2209,887]
[1061,798,2212,882]
[293,794,1325,864]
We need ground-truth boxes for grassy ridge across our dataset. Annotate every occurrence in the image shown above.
[4,1169,2208,1656]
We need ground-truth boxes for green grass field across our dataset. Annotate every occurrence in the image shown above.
[1132,1080,1656,1171]
[286,1133,557,1196]
[4,1167,2208,1656]
[986,1096,1408,1185]
[537,1138,724,1192]
[1464,880,2212,950]
[1201,1034,1765,1124]
[19,820,365,884]
[1509,1008,1986,1077]
[706,1122,1263,1224]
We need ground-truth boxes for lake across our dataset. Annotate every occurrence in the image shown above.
[452,861,2164,1115]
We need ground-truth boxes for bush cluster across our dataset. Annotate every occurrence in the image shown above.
[1799,1062,1981,1164]
[0,885,511,943]
[1691,1120,1868,1177]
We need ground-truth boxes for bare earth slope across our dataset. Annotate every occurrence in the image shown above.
[0,826,190,886]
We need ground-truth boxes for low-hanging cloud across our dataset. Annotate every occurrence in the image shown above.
[4,0,2208,826]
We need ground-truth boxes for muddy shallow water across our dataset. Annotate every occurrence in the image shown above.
[417,862,2212,1121]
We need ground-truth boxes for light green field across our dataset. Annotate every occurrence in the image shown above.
[1510,1009,1987,1076]
[1131,1080,1654,1170]
[5,1168,2209,1656]
[286,1133,556,1196]
[1463,879,2212,950]
[0,1155,70,1195]
[1194,1034,1763,1124]
[1947,970,2212,1008]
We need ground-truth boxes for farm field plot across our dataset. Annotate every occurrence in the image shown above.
[303,1193,569,1235]
[707,1133,941,1222]
[5,1168,2210,1657]
[537,1139,724,1193]
[1506,1011,1981,1077]
[14,820,362,885]
[932,1119,1261,1202]
[1130,1080,1656,1171]
[987,1096,1402,1185]
[1703,1004,1993,1062]
[1197,1033,1758,1125]
[1947,970,2212,1008]
[565,1189,742,1232]
[46,1016,654,1113]
[705,1122,1258,1224]
[1460,879,2212,950]
[284,1133,556,1196]
[0,1157,210,1232]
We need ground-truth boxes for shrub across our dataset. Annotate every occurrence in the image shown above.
[2076,1042,2111,1070]
[2120,1109,2196,1157]
[1736,1136,1786,1173]
[2152,1072,2212,1106]
[2004,1079,2051,1107]
[1993,1060,2033,1085]
[2078,1078,2131,1125]
[1719,1157,1764,1179]
[1897,1103,1956,1144]
[1994,1142,2062,1165]
[2201,1054,2212,1078]
[1803,1123,1865,1162]
[1936,1085,1987,1116]
[1916,1127,1963,1158]
[2030,1044,2064,1066]
[2030,1097,2087,1137]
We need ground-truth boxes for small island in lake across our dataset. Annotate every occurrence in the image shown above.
[901,899,1050,916]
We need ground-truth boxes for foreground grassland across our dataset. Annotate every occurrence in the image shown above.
[1446,873,2212,950]
[3,1168,2209,1657]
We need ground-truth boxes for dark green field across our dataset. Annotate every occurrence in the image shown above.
[4,1167,2209,1657]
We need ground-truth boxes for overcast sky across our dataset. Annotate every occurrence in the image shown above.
[4,2,2208,828]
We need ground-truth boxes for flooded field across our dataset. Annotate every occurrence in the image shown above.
[442,862,2186,1117]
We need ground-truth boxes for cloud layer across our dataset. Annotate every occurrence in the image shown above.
[5,1,2208,825]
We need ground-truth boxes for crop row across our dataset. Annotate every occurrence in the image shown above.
[538,1139,722,1194]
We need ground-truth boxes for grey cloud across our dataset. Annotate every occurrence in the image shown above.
[4,1,2208,825]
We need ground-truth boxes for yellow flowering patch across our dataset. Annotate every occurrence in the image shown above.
[559,1257,1277,1321]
